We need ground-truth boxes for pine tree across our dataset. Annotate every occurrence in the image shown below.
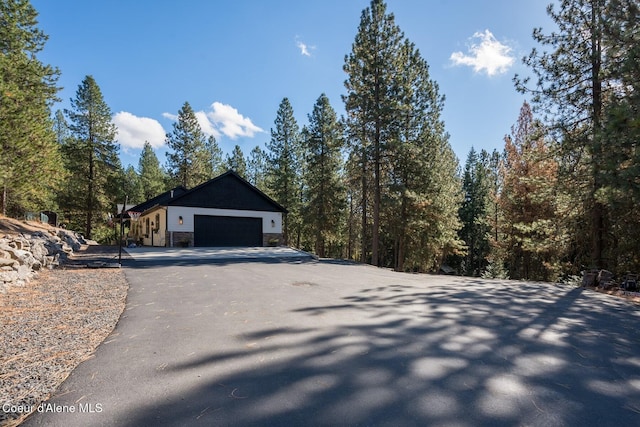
[0,0,63,216]
[419,138,464,271]
[61,75,120,239]
[343,0,462,270]
[458,147,492,276]
[599,0,640,272]
[165,102,214,188]
[515,0,612,269]
[246,145,267,189]
[226,144,247,178]
[499,102,562,281]
[302,94,345,258]
[343,0,404,266]
[343,150,368,261]
[484,149,506,272]
[386,38,463,271]
[266,98,302,245]
[123,165,144,205]
[53,109,70,145]
[138,141,167,200]
[208,135,226,177]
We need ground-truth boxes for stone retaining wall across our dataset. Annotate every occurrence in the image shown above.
[0,229,86,292]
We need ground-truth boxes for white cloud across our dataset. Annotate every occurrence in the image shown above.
[295,37,315,57]
[450,30,515,76]
[112,112,166,149]
[194,110,221,139]
[206,102,264,139]
[161,102,264,141]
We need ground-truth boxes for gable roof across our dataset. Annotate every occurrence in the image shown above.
[168,170,287,213]
[127,186,187,216]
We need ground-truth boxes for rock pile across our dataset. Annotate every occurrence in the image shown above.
[0,229,86,292]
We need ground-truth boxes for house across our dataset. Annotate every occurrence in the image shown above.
[128,170,286,247]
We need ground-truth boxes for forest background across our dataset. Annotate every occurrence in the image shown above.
[2,0,639,280]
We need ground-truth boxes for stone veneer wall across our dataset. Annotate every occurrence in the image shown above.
[263,233,284,247]
[170,232,283,247]
[171,231,194,247]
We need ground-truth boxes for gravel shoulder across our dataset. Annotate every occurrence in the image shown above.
[0,265,128,427]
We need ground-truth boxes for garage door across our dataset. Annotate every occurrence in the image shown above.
[193,215,263,247]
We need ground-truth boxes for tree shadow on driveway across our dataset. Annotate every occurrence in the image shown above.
[123,268,640,426]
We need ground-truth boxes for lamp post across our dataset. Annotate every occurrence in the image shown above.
[118,195,127,266]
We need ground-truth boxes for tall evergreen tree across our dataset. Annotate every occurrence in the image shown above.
[343,0,404,265]
[266,98,302,245]
[416,137,464,271]
[226,144,247,178]
[61,75,120,238]
[123,165,144,205]
[0,0,62,216]
[458,148,492,276]
[386,38,463,271]
[599,0,640,271]
[246,145,267,189]
[138,142,167,200]
[515,0,613,269]
[483,149,507,275]
[344,3,462,270]
[53,109,70,145]
[499,102,562,280]
[302,94,345,258]
[208,135,226,177]
[165,102,214,189]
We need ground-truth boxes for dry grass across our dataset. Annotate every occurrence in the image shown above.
[0,268,128,426]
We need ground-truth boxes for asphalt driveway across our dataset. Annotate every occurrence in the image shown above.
[24,257,640,426]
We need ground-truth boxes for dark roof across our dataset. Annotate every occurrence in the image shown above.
[127,186,187,216]
[168,170,287,213]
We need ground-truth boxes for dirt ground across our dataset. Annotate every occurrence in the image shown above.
[0,216,59,236]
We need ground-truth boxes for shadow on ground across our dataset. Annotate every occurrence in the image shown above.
[124,270,640,426]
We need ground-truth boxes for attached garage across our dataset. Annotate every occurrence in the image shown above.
[193,215,262,247]
[162,171,287,248]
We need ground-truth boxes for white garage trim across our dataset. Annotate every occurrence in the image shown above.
[167,206,283,234]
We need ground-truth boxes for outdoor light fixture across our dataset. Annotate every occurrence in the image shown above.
[179,216,183,225]
[271,219,275,228]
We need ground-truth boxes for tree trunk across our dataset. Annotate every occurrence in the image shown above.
[371,74,381,267]
[395,196,407,272]
[348,193,354,260]
[590,0,605,268]
[360,136,368,264]
[86,148,94,239]
[372,139,380,267]
[1,182,6,217]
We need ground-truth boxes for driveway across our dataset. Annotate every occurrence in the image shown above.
[123,246,315,263]
[24,259,640,426]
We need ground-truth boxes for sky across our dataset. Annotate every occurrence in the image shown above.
[31,0,555,169]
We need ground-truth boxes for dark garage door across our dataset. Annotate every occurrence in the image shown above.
[194,215,263,247]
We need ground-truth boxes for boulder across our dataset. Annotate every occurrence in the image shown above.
[0,257,18,269]
[28,238,49,264]
[0,269,18,283]
[58,230,82,252]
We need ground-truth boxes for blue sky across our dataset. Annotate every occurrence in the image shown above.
[31,0,553,168]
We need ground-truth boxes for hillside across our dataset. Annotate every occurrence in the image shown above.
[0,215,60,237]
